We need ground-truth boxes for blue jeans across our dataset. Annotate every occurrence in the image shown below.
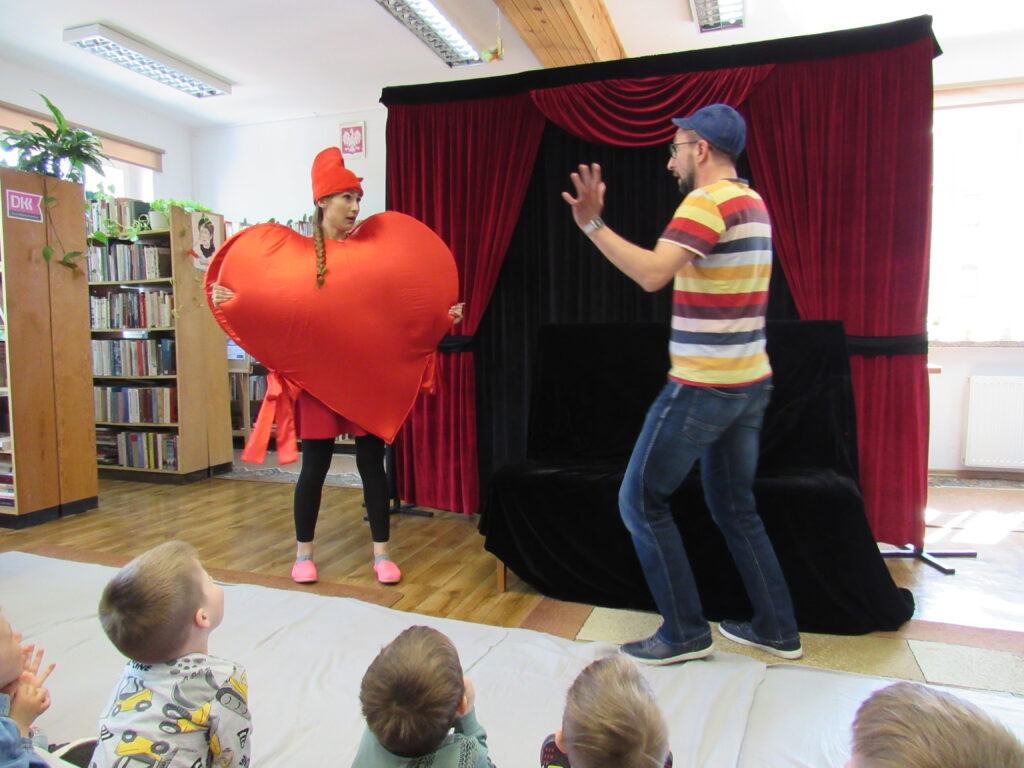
[619,377,798,645]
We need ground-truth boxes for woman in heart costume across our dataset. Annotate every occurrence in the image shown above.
[211,148,463,586]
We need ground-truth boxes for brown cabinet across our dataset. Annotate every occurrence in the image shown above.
[0,167,98,527]
[88,204,232,480]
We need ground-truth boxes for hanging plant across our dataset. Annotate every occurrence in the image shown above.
[1,93,108,270]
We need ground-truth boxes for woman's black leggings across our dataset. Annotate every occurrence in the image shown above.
[293,435,390,544]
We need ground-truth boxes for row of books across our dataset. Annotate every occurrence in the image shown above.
[228,373,269,403]
[92,338,176,377]
[0,341,6,387]
[0,468,11,505]
[96,427,178,471]
[94,385,178,425]
[87,243,172,283]
[89,289,174,330]
[88,198,151,233]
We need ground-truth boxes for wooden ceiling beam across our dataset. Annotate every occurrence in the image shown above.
[494,0,626,68]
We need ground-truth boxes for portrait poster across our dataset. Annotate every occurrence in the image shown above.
[190,211,225,271]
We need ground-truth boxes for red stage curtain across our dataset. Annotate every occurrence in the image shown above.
[530,67,774,146]
[744,38,934,546]
[387,94,546,514]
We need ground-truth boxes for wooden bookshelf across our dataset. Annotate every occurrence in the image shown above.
[0,167,98,528]
[87,204,232,480]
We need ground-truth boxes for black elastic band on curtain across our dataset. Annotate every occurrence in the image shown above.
[845,333,928,356]
[438,335,473,353]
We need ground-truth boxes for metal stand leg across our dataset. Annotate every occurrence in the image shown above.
[881,544,978,575]
[384,442,432,518]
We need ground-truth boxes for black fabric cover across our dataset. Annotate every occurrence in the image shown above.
[480,320,914,635]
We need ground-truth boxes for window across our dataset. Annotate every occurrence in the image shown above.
[928,101,1024,342]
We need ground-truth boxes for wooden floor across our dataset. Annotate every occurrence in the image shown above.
[0,477,550,630]
[3,477,1022,642]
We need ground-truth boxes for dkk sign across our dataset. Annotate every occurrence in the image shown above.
[5,189,43,222]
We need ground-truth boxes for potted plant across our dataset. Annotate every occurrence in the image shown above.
[148,198,212,230]
[1,93,105,183]
[1,93,107,268]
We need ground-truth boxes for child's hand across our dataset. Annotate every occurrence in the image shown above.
[462,676,476,714]
[448,302,465,325]
[8,680,50,736]
[20,645,55,688]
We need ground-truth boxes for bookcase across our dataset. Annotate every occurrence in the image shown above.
[87,204,232,480]
[0,167,98,528]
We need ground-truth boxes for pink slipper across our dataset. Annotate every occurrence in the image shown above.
[291,557,318,583]
[373,559,402,584]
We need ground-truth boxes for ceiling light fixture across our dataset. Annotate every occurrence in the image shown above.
[690,0,744,33]
[63,23,232,98]
[374,0,481,67]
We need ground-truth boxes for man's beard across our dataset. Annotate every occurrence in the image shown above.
[676,168,695,198]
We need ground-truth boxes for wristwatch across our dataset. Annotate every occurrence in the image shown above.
[582,216,605,235]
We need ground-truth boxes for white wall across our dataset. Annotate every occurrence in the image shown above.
[0,55,193,199]
[191,106,387,229]
[928,345,1024,473]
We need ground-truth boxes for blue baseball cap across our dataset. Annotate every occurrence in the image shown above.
[671,103,746,156]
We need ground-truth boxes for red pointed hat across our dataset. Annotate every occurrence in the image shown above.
[311,147,364,203]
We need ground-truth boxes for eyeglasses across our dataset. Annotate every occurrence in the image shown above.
[668,140,700,158]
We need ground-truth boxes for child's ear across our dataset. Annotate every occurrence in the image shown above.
[194,606,212,630]
[456,692,469,716]
[554,730,566,753]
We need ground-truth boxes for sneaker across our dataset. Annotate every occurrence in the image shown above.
[291,556,318,583]
[373,558,402,584]
[717,620,802,660]
[50,738,99,768]
[620,632,713,666]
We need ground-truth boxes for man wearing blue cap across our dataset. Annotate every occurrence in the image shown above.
[563,103,802,665]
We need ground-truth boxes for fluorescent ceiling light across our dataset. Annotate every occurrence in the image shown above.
[375,0,481,67]
[690,0,744,33]
[63,23,232,98]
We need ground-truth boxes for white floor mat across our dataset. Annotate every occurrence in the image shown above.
[3,552,1021,768]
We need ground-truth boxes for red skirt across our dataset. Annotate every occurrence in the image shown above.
[295,390,368,439]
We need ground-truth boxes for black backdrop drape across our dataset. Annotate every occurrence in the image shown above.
[383,16,936,547]
[476,121,799,483]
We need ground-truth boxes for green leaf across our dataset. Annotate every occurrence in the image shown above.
[38,93,69,133]
[92,231,109,245]
[42,245,53,261]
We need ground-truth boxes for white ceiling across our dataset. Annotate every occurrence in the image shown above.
[0,0,1021,130]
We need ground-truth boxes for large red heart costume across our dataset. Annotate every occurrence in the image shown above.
[205,211,458,463]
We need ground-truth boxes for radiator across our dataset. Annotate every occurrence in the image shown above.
[964,376,1024,468]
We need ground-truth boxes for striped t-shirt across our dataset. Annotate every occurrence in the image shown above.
[658,179,772,386]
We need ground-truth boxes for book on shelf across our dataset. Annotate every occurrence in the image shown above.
[93,385,178,424]
[91,338,175,376]
[88,198,151,233]
[89,289,174,330]
[96,426,178,471]
[87,243,172,282]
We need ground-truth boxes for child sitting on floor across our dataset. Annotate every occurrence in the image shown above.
[1,610,54,768]
[540,655,671,768]
[91,541,251,768]
[847,681,1024,768]
[353,625,493,768]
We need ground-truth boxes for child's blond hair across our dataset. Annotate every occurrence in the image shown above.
[359,626,465,758]
[562,655,668,768]
[850,682,1024,768]
[98,541,205,664]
